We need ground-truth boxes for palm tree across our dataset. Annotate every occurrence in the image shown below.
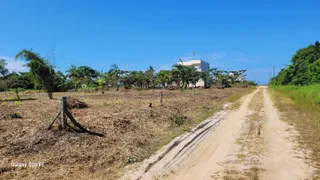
[121,70,134,89]
[15,49,55,99]
[172,64,187,90]
[131,70,147,89]
[97,76,105,93]
[185,66,200,88]
[107,64,122,91]
[67,65,81,89]
[156,70,172,88]
[145,66,155,89]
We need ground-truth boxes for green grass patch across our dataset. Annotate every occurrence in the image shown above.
[269,84,320,105]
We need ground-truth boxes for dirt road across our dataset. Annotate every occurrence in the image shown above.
[122,87,314,180]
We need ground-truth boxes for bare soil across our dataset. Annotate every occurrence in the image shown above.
[124,87,315,180]
[0,88,249,180]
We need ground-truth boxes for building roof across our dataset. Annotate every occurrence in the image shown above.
[177,60,208,66]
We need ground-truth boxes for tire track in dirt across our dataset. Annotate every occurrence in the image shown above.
[261,87,314,179]
[121,88,259,180]
[212,86,266,179]
[121,87,314,180]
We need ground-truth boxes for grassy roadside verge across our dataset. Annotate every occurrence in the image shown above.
[268,85,320,178]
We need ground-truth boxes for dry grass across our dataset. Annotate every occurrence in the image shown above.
[268,89,320,178]
[222,89,264,180]
[0,88,250,180]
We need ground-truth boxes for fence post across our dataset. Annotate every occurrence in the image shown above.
[160,90,163,106]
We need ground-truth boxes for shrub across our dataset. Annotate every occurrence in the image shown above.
[4,113,22,119]
[170,114,187,126]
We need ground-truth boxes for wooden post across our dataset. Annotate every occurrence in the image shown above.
[60,96,67,129]
[48,96,104,136]
[160,90,163,106]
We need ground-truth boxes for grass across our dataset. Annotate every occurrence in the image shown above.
[270,84,320,105]
[269,85,320,178]
[0,87,253,180]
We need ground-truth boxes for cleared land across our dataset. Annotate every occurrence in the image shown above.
[123,87,315,180]
[0,88,251,180]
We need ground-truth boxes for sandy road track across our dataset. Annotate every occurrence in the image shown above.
[122,87,314,180]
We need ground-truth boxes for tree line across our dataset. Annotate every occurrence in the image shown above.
[0,49,255,99]
[269,41,320,85]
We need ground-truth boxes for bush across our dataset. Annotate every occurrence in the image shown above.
[4,113,22,119]
[170,114,187,126]
[0,80,8,91]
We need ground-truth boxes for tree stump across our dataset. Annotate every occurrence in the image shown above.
[48,96,104,137]
[60,97,67,129]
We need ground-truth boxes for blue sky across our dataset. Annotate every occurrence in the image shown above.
[1,0,319,84]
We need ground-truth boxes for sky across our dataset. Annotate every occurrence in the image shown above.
[1,0,319,84]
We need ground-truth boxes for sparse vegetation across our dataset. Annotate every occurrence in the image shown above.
[0,87,251,180]
[269,86,320,178]
[0,48,257,179]
[170,114,187,126]
[221,89,265,180]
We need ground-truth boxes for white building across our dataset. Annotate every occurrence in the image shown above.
[177,60,210,87]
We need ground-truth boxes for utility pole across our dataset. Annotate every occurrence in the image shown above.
[52,45,56,65]
[273,66,275,78]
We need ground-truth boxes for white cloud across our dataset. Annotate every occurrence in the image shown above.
[0,56,28,73]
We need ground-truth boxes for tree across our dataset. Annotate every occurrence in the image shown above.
[66,65,82,89]
[185,66,200,88]
[156,70,172,88]
[0,59,9,91]
[308,59,320,84]
[145,66,155,89]
[54,71,72,92]
[15,49,55,99]
[18,72,35,89]
[270,41,320,85]
[131,70,147,89]
[172,64,186,89]
[121,71,134,89]
[67,65,99,89]
[107,64,122,91]
[0,59,9,78]
[7,73,28,100]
